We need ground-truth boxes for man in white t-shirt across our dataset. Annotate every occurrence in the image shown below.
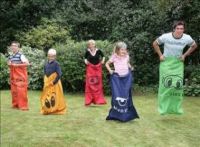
[153,21,197,61]
[152,21,198,114]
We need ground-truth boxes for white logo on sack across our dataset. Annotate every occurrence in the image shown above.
[116,97,128,106]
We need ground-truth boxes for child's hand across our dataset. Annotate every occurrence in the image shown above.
[101,60,105,64]
[12,64,19,67]
[130,66,134,71]
[48,82,54,87]
[84,59,89,65]
[109,70,114,75]
[7,61,11,65]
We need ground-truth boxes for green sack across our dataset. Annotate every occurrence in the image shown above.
[158,57,184,115]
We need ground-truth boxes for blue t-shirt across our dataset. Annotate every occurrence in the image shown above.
[156,32,194,57]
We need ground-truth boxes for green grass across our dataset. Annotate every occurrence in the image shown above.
[1,90,200,147]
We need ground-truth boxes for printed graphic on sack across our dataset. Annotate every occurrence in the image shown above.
[162,74,183,89]
[116,97,128,106]
[44,92,56,109]
[88,76,99,85]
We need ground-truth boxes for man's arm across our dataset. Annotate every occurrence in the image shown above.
[181,42,198,61]
[152,40,165,61]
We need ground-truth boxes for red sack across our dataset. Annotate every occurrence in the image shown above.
[9,64,28,110]
[85,63,106,105]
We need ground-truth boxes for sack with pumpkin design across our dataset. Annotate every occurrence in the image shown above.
[40,73,67,114]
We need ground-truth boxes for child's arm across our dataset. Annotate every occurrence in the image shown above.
[101,57,105,64]
[21,55,30,65]
[100,50,105,64]
[52,62,62,85]
[84,51,89,65]
[127,55,134,71]
[7,61,28,67]
[7,60,11,65]
[105,60,114,74]
[7,55,12,65]
[84,59,89,65]
[128,62,134,71]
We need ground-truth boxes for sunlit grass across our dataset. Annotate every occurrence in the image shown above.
[1,90,200,147]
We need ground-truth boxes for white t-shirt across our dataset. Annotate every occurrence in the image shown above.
[20,54,28,63]
[156,32,194,57]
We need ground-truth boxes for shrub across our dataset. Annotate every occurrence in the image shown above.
[5,46,45,90]
[2,42,199,97]
[16,18,72,51]
[0,53,9,89]
[184,65,200,96]
[21,46,46,90]
[54,40,113,94]
[1,41,113,94]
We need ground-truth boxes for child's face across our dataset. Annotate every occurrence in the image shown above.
[10,43,19,54]
[118,48,127,56]
[48,54,56,61]
[88,43,95,50]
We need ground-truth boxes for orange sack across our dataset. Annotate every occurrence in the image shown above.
[40,73,67,115]
[9,64,29,110]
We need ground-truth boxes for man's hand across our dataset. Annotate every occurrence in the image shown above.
[180,55,186,61]
[159,55,165,61]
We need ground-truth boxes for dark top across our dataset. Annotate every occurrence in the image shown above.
[8,52,22,64]
[84,49,104,65]
[44,60,62,85]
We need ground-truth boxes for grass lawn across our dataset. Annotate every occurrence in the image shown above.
[1,90,200,147]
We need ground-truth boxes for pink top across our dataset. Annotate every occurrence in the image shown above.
[109,53,129,76]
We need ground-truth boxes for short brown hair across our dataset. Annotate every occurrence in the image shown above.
[173,21,185,29]
[11,41,20,47]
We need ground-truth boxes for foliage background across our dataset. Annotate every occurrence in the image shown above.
[0,0,199,96]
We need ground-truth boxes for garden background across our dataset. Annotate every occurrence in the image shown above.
[0,0,200,146]
[0,0,199,96]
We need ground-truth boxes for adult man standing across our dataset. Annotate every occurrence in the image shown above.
[152,21,197,114]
